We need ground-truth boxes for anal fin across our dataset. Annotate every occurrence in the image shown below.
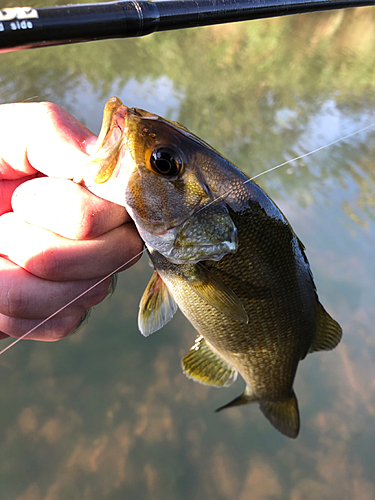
[182,335,238,387]
[309,302,342,353]
[138,271,178,336]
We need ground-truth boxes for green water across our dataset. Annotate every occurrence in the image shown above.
[1,3,375,499]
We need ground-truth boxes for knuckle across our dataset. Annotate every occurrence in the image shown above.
[4,283,29,318]
[28,250,63,281]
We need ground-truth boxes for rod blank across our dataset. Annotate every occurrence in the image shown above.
[0,0,374,53]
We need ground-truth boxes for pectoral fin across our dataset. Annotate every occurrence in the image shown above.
[182,335,238,387]
[138,271,178,336]
[309,302,342,353]
[184,263,248,323]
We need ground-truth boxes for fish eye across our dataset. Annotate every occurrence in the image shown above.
[150,147,182,177]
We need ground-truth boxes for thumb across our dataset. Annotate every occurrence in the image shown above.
[0,102,97,180]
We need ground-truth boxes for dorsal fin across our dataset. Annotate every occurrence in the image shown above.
[309,302,342,353]
[138,271,178,336]
[182,335,238,387]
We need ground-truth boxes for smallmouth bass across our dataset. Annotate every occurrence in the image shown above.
[82,97,342,438]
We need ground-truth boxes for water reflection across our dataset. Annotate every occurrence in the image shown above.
[1,3,375,499]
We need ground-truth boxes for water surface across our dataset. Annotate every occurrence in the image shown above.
[1,3,375,499]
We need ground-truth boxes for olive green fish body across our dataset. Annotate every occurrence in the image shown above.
[147,186,319,438]
[83,97,342,438]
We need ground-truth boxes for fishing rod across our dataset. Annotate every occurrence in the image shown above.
[0,0,374,53]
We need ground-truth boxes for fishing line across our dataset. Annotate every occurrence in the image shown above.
[1,119,374,356]
[198,120,375,213]
[249,121,375,182]
[0,248,146,356]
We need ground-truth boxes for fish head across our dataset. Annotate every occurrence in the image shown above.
[83,97,238,263]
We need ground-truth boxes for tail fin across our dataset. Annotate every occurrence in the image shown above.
[259,391,300,438]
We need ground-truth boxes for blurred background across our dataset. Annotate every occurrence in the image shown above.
[1,2,375,499]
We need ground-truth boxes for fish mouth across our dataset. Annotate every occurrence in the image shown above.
[81,100,137,206]
[94,99,157,158]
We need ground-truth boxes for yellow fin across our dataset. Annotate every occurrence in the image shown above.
[182,335,238,387]
[259,392,300,438]
[185,263,248,323]
[309,302,342,353]
[138,271,178,337]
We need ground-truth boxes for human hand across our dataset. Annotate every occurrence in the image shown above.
[0,102,143,341]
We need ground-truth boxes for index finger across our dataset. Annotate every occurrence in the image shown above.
[0,102,97,180]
